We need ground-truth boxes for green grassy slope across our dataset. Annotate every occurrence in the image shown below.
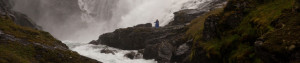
[0,16,100,63]
[186,0,299,63]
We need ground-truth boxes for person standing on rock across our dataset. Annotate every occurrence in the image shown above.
[155,19,159,28]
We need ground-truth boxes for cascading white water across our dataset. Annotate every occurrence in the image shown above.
[12,0,216,63]
[78,0,207,28]
[117,0,205,27]
[64,0,213,63]
[70,0,210,42]
[12,0,212,42]
[63,41,157,63]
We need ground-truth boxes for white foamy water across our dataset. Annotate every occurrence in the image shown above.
[63,41,157,63]
[64,0,214,63]
[12,0,218,63]
[117,0,207,27]
[74,0,212,42]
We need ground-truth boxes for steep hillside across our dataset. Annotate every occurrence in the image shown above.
[187,0,300,63]
[0,0,101,62]
[0,15,100,63]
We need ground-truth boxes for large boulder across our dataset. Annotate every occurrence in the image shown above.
[98,27,155,50]
[171,42,192,62]
[89,24,187,62]
[88,0,228,62]
[144,42,174,63]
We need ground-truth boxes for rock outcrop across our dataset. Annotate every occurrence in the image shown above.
[124,51,143,59]
[0,0,101,62]
[89,0,228,63]
[100,47,117,55]
[0,0,41,30]
[91,24,188,62]
[0,16,101,63]
[94,23,187,50]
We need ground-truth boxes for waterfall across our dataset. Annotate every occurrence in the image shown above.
[12,0,217,63]
[12,0,210,42]
[68,0,213,63]
[73,0,209,42]
[78,0,208,27]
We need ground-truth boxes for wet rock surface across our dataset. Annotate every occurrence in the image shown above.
[94,24,187,50]
[89,40,100,45]
[144,42,174,63]
[124,51,143,59]
[91,22,188,62]
[0,0,41,30]
[89,0,228,62]
[100,48,117,55]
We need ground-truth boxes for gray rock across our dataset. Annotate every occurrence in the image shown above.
[92,23,186,50]
[175,43,189,55]
[89,40,100,45]
[10,11,42,30]
[100,48,117,55]
[138,49,144,54]
[124,52,136,59]
[134,23,152,28]
[135,53,143,59]
[0,0,42,30]
[124,51,143,59]
[144,42,174,63]
[88,0,228,62]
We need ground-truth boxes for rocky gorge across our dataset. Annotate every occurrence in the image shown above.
[90,0,300,63]
[1,0,300,63]
[89,0,227,62]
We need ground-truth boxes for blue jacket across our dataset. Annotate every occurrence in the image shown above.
[155,20,159,28]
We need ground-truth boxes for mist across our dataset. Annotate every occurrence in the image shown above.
[12,0,206,42]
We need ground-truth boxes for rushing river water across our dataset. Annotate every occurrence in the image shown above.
[63,41,157,63]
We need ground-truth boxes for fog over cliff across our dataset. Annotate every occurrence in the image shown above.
[9,0,220,62]
[12,0,208,42]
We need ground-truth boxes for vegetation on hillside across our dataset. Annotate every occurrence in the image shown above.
[0,16,100,63]
[186,0,300,62]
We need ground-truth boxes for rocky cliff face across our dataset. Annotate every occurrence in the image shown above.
[91,21,188,63]
[89,0,227,63]
[90,0,300,63]
[187,0,300,63]
[0,0,41,30]
[0,0,101,63]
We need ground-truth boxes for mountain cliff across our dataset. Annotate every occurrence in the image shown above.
[90,0,300,63]
[0,0,101,63]
[187,0,300,63]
